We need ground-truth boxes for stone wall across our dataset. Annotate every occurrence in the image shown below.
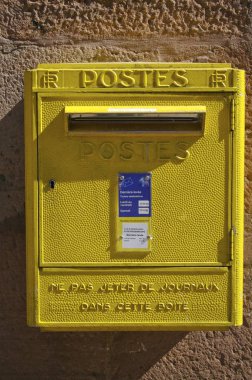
[0,1,252,379]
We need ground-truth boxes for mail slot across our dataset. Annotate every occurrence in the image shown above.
[67,110,205,135]
[24,63,245,331]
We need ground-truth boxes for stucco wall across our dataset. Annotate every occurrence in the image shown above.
[0,1,252,379]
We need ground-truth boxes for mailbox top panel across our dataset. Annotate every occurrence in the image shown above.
[28,62,242,93]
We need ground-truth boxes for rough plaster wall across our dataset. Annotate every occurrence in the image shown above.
[0,1,252,379]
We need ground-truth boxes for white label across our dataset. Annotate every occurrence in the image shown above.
[138,208,149,215]
[122,222,148,249]
[138,200,149,207]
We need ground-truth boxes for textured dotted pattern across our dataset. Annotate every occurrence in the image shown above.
[40,94,230,264]
[39,269,231,325]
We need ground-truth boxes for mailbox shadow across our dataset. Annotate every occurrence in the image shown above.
[99,330,188,379]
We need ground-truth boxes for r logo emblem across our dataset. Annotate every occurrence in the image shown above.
[43,71,59,88]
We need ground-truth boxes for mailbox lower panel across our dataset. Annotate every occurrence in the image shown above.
[38,267,232,330]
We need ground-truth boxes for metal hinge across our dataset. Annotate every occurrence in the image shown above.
[231,98,235,131]
[230,226,235,261]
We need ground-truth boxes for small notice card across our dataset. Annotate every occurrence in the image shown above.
[122,222,148,249]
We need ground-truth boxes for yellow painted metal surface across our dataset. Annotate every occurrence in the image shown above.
[39,268,231,330]
[25,63,245,330]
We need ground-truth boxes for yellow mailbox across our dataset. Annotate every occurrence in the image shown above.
[25,63,245,331]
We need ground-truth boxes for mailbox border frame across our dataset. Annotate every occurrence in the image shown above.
[24,63,245,329]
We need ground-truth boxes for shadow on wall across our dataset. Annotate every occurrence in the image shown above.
[0,101,187,379]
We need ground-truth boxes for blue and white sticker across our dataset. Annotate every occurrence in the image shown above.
[118,173,151,217]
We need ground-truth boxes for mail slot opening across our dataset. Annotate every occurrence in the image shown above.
[67,112,205,135]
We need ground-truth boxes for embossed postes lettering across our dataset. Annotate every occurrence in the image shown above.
[38,67,232,90]
[80,69,189,88]
[80,141,190,162]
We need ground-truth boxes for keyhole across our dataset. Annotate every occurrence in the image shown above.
[49,179,56,189]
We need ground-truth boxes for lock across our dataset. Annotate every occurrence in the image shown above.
[25,62,245,331]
